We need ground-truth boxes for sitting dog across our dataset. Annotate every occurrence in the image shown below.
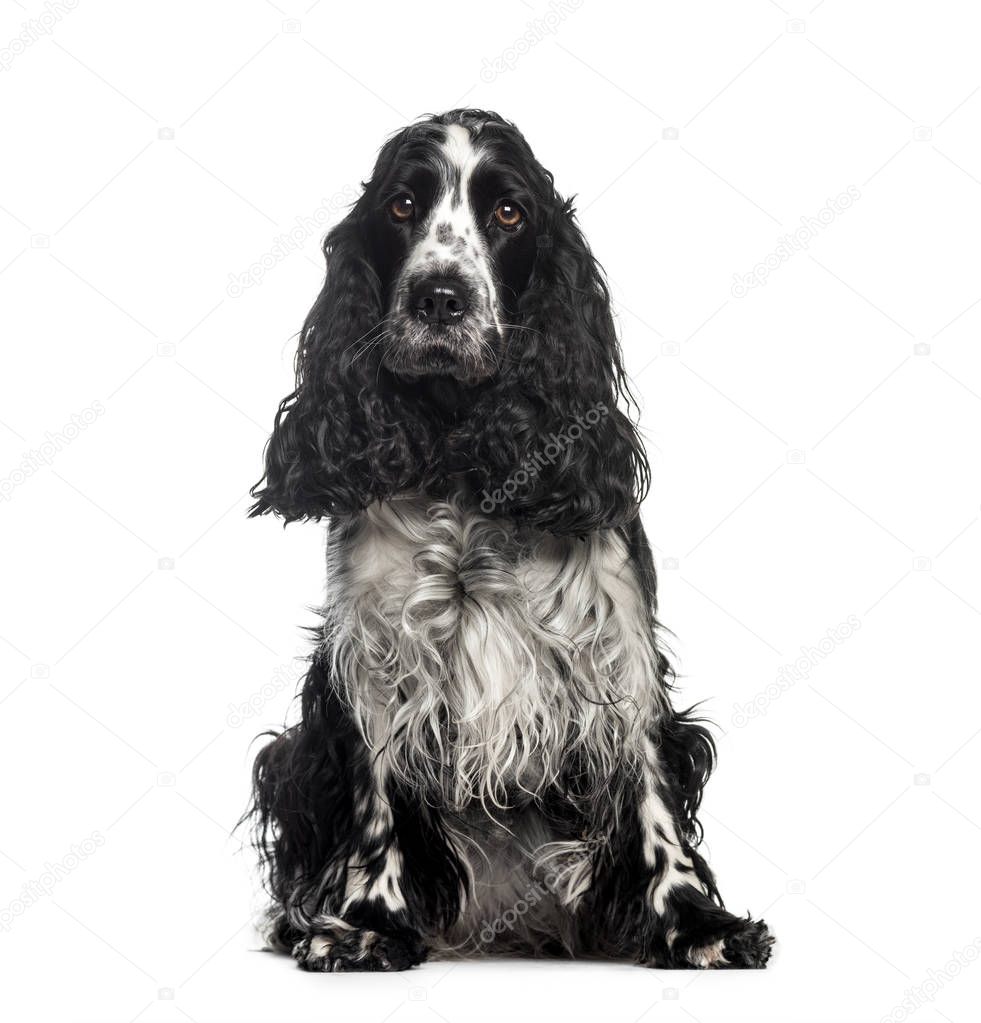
[247,108,774,972]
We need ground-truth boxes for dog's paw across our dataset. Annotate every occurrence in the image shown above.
[715,917,774,969]
[681,917,774,970]
[292,929,426,972]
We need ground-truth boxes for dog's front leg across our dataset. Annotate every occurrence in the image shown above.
[587,736,774,969]
[291,754,428,973]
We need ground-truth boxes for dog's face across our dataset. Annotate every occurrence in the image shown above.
[366,122,539,385]
[253,109,648,534]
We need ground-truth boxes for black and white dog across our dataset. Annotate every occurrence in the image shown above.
[248,109,774,972]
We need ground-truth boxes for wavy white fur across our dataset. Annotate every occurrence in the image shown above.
[325,493,670,812]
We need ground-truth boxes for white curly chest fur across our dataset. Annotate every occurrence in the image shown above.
[324,495,668,810]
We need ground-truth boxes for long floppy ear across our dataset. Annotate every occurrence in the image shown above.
[250,207,432,521]
[462,200,650,536]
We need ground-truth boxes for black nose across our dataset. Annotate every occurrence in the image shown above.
[410,278,469,324]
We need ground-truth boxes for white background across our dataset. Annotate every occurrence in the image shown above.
[2,1,980,1021]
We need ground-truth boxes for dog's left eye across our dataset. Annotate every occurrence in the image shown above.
[493,202,523,229]
[390,195,415,221]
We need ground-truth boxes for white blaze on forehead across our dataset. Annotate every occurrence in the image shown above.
[402,123,499,329]
[409,124,481,263]
[443,122,481,185]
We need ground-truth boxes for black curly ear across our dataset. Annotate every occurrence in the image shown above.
[462,200,650,535]
[250,207,433,521]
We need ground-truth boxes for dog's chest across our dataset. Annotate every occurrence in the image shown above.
[328,496,661,805]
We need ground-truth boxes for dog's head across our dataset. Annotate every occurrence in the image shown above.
[368,116,539,386]
[252,109,648,534]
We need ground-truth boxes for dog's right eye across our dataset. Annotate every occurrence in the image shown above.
[390,195,415,222]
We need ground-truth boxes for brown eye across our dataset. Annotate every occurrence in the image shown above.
[494,202,523,228]
[390,195,414,221]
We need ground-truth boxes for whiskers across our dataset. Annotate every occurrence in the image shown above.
[475,320,542,368]
[344,307,523,384]
[341,315,398,368]
[464,324,500,375]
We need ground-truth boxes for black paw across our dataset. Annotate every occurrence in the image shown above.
[677,916,774,969]
[718,917,774,969]
[293,929,427,972]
